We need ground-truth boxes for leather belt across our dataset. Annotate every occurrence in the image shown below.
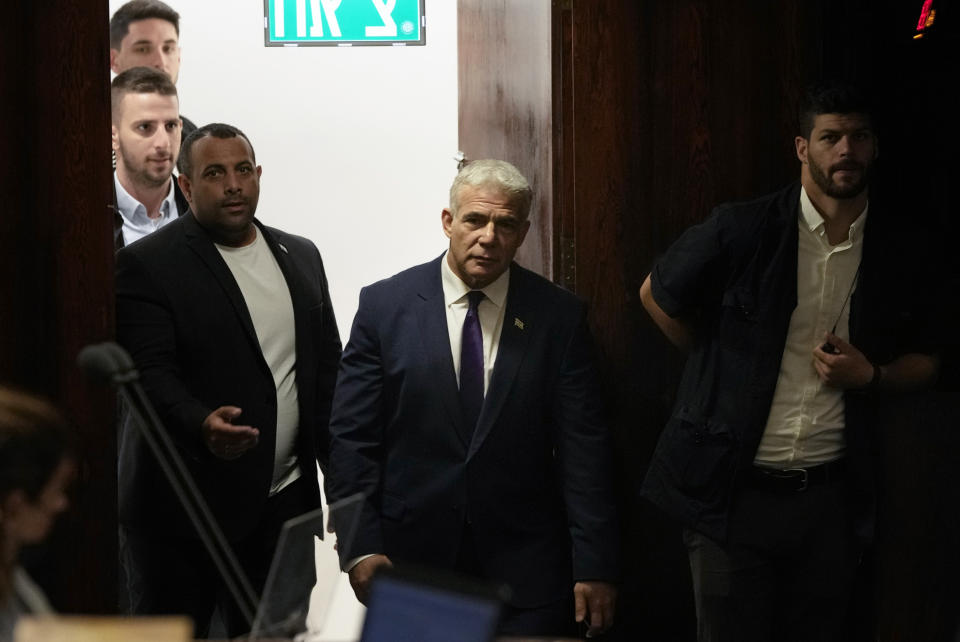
[748,459,846,493]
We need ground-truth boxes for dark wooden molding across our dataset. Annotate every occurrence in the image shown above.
[1,1,117,614]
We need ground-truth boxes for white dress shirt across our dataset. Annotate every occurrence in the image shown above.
[441,251,510,395]
[114,173,180,246]
[754,187,867,468]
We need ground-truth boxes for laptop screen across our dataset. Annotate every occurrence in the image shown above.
[360,570,501,642]
[248,492,364,639]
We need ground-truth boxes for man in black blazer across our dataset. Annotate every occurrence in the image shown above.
[115,123,341,637]
[326,159,619,637]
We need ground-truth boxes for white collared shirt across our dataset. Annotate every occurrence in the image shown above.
[754,187,867,468]
[441,252,510,396]
[114,172,180,246]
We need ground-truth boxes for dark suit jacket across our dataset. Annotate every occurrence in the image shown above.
[326,257,619,607]
[116,214,341,540]
[112,176,190,251]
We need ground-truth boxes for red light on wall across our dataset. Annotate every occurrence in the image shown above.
[916,0,935,32]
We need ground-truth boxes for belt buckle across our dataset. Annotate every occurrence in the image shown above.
[784,468,809,492]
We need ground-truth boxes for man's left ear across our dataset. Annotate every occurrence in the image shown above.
[256,165,262,179]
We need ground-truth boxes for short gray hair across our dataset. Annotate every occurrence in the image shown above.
[449,159,533,220]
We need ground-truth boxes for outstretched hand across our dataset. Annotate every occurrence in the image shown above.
[202,406,259,460]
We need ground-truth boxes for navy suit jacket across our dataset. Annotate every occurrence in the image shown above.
[116,213,341,540]
[326,256,619,607]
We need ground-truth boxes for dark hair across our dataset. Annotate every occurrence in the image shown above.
[178,123,257,178]
[110,0,180,49]
[0,387,74,502]
[111,66,178,122]
[798,82,873,138]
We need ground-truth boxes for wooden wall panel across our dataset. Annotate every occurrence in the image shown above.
[559,2,696,636]
[0,1,117,614]
[560,1,821,638]
[457,0,555,278]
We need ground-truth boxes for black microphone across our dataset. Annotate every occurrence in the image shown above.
[77,342,122,381]
[102,342,136,373]
[75,340,258,626]
[76,342,139,383]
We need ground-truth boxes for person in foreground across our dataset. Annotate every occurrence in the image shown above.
[639,82,939,641]
[0,387,76,640]
[115,123,341,637]
[326,159,620,637]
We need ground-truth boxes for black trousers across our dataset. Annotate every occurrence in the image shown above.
[454,522,579,638]
[685,480,861,642]
[120,476,316,639]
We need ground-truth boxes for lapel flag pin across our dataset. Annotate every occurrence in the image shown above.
[278,243,289,254]
[514,318,524,330]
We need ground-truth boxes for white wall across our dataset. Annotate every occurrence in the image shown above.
[109,1,458,638]
[110,0,459,341]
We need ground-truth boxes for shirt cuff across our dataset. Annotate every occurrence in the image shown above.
[344,553,376,573]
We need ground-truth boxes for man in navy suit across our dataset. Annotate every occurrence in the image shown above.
[326,159,619,637]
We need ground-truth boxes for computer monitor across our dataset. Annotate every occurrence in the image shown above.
[359,566,505,642]
[248,492,364,639]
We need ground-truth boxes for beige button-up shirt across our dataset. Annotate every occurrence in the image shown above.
[754,187,867,468]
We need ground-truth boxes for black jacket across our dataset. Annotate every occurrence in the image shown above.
[641,182,935,543]
[116,214,342,540]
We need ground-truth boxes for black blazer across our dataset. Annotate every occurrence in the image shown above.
[641,182,938,543]
[326,257,619,607]
[116,213,341,540]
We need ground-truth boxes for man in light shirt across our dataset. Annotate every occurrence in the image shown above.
[115,123,342,638]
[111,66,186,249]
[326,160,620,638]
[639,82,939,641]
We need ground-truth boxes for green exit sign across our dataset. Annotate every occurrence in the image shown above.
[264,0,425,46]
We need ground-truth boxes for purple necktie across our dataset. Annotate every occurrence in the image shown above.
[459,290,485,437]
